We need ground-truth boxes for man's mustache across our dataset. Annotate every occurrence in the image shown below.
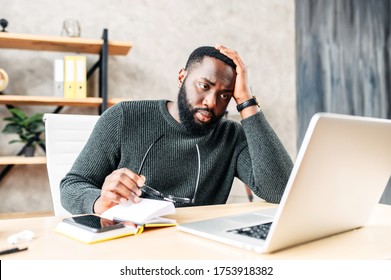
[191,108,215,118]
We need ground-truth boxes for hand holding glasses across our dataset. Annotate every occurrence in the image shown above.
[137,135,201,204]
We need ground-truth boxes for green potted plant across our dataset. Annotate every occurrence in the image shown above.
[2,108,45,157]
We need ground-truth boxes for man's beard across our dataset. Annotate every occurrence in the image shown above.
[177,83,224,136]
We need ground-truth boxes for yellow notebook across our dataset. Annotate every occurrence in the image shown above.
[55,214,143,244]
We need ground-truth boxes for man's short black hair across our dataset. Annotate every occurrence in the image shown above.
[185,46,236,72]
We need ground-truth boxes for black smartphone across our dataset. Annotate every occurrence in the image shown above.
[63,214,125,233]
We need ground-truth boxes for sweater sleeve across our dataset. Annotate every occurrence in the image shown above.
[60,104,123,214]
[236,111,293,203]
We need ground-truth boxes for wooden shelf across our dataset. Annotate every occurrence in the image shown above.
[0,95,129,107]
[0,32,132,55]
[0,156,47,165]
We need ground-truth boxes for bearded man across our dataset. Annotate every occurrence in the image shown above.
[60,45,293,214]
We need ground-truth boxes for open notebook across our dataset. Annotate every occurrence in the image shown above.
[178,113,391,253]
[56,198,176,244]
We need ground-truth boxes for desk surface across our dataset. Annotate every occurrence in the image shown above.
[1,202,391,260]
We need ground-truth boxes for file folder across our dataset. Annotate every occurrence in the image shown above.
[53,59,64,97]
[64,56,76,98]
[75,56,87,98]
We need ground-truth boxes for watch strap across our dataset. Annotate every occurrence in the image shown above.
[236,96,259,112]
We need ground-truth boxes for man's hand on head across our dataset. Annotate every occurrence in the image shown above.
[215,44,259,119]
[215,44,252,103]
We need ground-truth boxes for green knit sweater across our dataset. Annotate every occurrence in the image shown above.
[60,100,293,214]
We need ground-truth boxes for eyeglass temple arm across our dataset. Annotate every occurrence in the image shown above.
[137,134,165,174]
[191,144,201,204]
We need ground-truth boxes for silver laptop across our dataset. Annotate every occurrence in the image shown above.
[178,113,391,253]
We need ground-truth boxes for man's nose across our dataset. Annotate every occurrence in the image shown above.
[202,92,216,109]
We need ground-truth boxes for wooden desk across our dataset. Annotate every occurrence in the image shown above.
[1,202,391,260]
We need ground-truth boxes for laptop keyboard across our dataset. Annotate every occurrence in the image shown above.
[227,222,272,240]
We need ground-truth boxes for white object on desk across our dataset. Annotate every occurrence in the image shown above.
[7,230,35,245]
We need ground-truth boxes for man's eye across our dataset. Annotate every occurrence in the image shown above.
[198,83,209,90]
[220,93,229,100]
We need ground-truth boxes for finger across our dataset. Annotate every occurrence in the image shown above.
[215,44,231,51]
[122,221,137,227]
[111,168,145,191]
[215,44,235,55]
[215,45,246,71]
[215,44,225,50]
[105,173,142,198]
[101,188,124,205]
[102,183,140,205]
[126,192,141,203]
[100,219,115,227]
[118,167,145,187]
[102,169,143,201]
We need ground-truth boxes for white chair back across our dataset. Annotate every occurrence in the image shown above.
[44,113,99,216]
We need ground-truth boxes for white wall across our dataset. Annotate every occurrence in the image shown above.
[0,0,296,213]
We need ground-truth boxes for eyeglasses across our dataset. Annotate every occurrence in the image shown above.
[137,135,201,204]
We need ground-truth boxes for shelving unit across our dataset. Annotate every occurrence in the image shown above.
[0,30,132,112]
[0,30,132,181]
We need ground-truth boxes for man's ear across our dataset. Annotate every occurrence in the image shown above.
[178,68,187,87]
